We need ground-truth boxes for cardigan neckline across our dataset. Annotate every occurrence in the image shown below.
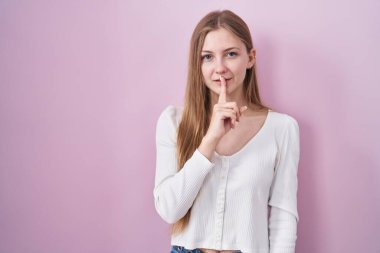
[214,109,272,159]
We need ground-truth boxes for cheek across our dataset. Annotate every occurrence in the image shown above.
[201,65,211,79]
[235,61,248,78]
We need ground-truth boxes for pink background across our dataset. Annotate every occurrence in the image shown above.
[1,0,379,252]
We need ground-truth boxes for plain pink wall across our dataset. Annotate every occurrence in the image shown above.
[0,0,379,252]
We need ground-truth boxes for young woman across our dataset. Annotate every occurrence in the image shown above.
[154,10,300,253]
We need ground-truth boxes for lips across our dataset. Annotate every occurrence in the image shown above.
[213,78,232,86]
[213,78,232,82]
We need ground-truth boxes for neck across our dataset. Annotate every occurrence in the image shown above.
[209,90,248,110]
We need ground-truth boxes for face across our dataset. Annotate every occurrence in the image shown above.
[201,28,255,102]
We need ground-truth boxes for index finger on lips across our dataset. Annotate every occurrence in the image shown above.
[218,75,227,103]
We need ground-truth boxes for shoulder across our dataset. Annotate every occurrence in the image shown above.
[157,105,184,126]
[156,105,184,138]
[267,110,300,139]
[158,105,184,119]
[268,110,299,129]
[156,105,183,143]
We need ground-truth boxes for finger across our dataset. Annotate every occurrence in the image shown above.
[218,75,227,103]
[217,102,241,121]
[232,118,239,128]
[240,105,248,114]
[227,102,241,121]
[226,115,237,130]
[220,110,237,127]
[219,109,237,118]
[230,116,235,127]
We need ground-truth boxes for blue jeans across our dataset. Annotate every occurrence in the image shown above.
[170,246,242,253]
[170,246,202,253]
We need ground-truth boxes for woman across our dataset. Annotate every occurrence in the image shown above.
[154,10,300,253]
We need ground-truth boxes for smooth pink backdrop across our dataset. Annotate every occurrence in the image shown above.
[1,0,379,252]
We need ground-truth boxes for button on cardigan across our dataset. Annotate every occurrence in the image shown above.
[154,105,300,253]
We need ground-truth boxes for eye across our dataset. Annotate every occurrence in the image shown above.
[201,54,213,62]
[226,51,238,57]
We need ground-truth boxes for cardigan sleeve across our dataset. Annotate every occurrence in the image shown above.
[153,105,215,224]
[268,206,297,253]
[268,115,300,253]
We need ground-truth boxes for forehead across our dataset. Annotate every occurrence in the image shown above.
[202,28,244,51]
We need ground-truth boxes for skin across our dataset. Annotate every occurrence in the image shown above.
[197,28,268,253]
[201,28,256,110]
[198,27,256,161]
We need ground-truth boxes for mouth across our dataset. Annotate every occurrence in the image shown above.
[213,77,232,85]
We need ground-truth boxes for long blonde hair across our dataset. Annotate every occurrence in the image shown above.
[172,10,267,235]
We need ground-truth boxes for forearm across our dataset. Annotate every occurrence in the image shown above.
[154,149,214,224]
[269,206,298,253]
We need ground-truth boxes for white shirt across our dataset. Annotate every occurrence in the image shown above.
[154,105,300,253]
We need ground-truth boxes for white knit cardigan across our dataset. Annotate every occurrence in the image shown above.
[154,105,300,253]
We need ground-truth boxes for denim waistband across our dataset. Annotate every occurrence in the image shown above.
[170,246,202,253]
[171,246,242,253]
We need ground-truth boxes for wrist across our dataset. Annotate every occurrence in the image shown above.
[202,134,219,147]
[198,135,219,161]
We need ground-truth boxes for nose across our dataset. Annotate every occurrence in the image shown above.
[215,58,227,75]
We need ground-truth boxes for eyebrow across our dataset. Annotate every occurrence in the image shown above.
[201,47,241,53]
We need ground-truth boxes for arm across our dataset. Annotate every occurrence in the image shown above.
[268,206,297,253]
[153,106,215,224]
[268,116,300,253]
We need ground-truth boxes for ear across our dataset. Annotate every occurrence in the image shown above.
[247,48,256,69]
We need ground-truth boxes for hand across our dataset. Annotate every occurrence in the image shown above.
[205,76,248,142]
